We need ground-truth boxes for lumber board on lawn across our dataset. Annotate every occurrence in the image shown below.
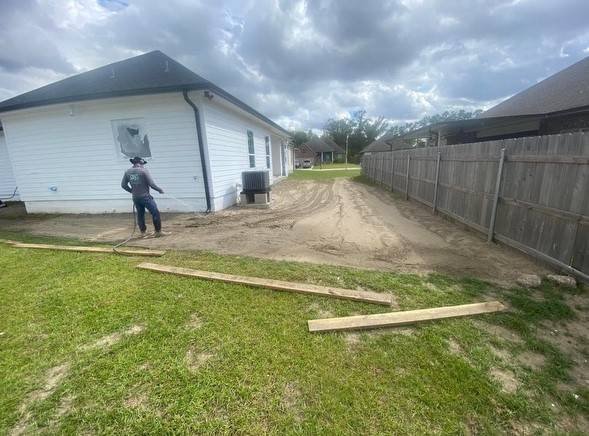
[308,301,505,332]
[137,262,393,306]
[11,242,165,257]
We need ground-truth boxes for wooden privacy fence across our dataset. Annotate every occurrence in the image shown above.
[361,132,589,282]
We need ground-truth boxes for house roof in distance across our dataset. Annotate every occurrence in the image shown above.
[362,133,414,153]
[482,55,589,118]
[302,136,339,153]
[0,50,289,135]
[321,136,345,153]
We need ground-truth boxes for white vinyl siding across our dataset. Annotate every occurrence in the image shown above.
[0,132,19,201]
[201,97,275,210]
[1,93,206,213]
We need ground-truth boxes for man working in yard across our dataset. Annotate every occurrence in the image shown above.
[121,157,168,238]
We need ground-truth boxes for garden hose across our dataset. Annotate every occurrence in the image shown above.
[113,202,137,255]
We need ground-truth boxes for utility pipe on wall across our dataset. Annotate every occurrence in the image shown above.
[182,90,212,213]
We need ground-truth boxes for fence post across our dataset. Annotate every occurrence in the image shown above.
[405,155,411,200]
[379,154,383,185]
[432,151,441,214]
[390,152,395,191]
[488,147,506,243]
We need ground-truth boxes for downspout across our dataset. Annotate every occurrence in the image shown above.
[183,89,211,213]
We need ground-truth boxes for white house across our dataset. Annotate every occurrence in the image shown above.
[0,51,293,213]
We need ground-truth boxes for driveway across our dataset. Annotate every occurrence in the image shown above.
[0,178,546,284]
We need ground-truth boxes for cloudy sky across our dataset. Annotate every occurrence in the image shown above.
[2,0,589,130]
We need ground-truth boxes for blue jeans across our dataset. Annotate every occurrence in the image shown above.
[133,195,161,233]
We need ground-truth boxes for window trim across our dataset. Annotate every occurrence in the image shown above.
[265,136,271,169]
[247,130,255,168]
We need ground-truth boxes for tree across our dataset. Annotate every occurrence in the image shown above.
[322,118,353,148]
[323,110,389,161]
[288,130,310,148]
[386,109,483,136]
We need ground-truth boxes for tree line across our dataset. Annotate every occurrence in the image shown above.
[290,109,482,161]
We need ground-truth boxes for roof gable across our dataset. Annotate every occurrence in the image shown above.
[303,137,337,153]
[321,136,345,153]
[0,50,288,135]
[482,56,589,118]
[0,51,208,111]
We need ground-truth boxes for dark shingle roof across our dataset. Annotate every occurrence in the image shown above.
[482,56,589,118]
[362,133,414,153]
[0,50,288,135]
[303,137,338,153]
[321,136,345,153]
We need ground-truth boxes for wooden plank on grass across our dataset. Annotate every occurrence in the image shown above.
[137,262,393,306]
[11,242,165,257]
[308,301,505,332]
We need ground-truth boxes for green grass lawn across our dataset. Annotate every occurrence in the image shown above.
[0,231,588,434]
[289,168,361,181]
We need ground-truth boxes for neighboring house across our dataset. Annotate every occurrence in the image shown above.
[361,133,415,155]
[321,136,346,161]
[403,55,589,146]
[295,137,341,165]
[0,50,292,213]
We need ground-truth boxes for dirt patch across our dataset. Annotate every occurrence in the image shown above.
[344,333,361,351]
[307,302,334,319]
[281,382,303,422]
[538,318,589,387]
[0,179,547,285]
[424,282,442,292]
[124,390,149,410]
[29,363,70,403]
[448,339,464,356]
[185,313,203,330]
[80,324,145,351]
[10,363,71,436]
[489,345,512,361]
[55,395,74,418]
[556,413,589,434]
[185,347,214,373]
[516,351,546,370]
[490,367,520,393]
[473,321,524,344]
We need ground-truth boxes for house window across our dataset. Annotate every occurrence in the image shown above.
[247,130,255,168]
[111,118,151,159]
[265,136,271,169]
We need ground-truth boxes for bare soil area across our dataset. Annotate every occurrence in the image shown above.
[0,179,547,284]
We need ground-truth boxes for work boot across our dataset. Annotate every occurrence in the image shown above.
[153,231,171,238]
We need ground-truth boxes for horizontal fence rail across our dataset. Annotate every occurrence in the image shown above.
[361,132,589,282]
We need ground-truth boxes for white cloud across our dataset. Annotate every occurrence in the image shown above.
[1,0,589,130]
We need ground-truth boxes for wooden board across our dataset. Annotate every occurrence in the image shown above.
[137,262,394,306]
[11,242,165,257]
[308,301,505,332]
